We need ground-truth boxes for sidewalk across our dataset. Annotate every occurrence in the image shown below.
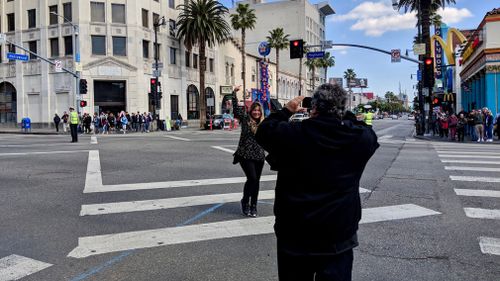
[414,133,500,144]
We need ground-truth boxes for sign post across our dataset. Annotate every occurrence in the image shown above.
[391,49,401,63]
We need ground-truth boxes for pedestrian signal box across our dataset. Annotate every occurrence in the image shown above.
[80,100,87,107]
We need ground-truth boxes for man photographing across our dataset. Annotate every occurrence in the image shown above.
[256,83,379,281]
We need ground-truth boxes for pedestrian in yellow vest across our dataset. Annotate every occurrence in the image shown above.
[364,110,373,127]
[69,107,79,143]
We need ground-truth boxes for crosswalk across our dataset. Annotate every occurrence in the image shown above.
[434,142,500,256]
[67,150,442,260]
[0,254,52,281]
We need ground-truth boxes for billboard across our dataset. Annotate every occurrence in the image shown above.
[329,77,343,88]
[348,78,368,88]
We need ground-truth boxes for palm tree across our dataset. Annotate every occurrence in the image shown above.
[266,28,289,101]
[320,52,335,80]
[231,3,257,100]
[177,0,231,127]
[343,69,356,110]
[304,58,321,91]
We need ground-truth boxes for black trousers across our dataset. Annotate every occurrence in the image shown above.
[239,159,264,206]
[70,124,78,142]
[277,248,353,281]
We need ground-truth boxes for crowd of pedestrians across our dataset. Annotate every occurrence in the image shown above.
[53,110,159,134]
[430,107,499,142]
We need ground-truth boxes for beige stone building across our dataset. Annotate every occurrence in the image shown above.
[0,0,316,126]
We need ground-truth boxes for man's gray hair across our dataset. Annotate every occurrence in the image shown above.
[311,83,347,117]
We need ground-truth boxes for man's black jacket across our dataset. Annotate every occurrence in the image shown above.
[255,109,379,254]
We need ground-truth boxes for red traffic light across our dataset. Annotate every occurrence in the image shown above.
[293,41,299,47]
[424,58,433,65]
[151,78,157,84]
[80,100,87,107]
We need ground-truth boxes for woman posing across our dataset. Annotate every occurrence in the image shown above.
[232,86,265,217]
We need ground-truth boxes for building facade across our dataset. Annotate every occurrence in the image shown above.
[0,0,312,127]
[460,8,500,115]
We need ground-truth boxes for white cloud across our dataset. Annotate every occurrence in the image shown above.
[332,1,473,37]
[437,7,473,24]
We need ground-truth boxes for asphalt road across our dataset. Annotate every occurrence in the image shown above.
[0,119,499,281]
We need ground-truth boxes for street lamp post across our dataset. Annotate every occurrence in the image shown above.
[153,17,167,119]
[50,12,80,114]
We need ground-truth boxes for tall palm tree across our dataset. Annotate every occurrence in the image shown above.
[320,52,335,80]
[266,28,289,101]
[177,0,231,127]
[231,3,257,100]
[304,58,321,91]
[343,69,356,110]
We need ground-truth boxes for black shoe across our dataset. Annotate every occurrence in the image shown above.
[249,205,257,218]
[241,200,250,216]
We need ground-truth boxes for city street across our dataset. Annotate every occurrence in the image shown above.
[1,119,499,281]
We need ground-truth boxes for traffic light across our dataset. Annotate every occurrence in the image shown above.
[150,78,158,95]
[290,39,304,59]
[80,100,87,107]
[79,79,88,94]
[423,57,435,88]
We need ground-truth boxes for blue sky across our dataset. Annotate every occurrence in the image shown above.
[222,0,498,99]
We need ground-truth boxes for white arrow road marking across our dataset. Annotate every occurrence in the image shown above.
[479,237,500,256]
[0,255,52,281]
[442,159,500,165]
[463,208,500,220]
[445,166,500,172]
[164,135,191,141]
[80,188,371,216]
[450,175,500,183]
[67,204,440,258]
[455,189,500,198]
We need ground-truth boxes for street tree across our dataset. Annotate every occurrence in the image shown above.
[267,27,289,101]
[304,58,322,91]
[343,69,356,110]
[231,3,257,100]
[320,52,335,79]
[177,0,231,127]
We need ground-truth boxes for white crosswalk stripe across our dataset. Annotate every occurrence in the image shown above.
[0,255,52,281]
[435,144,500,256]
[70,151,441,259]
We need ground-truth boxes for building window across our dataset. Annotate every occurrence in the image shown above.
[154,43,160,60]
[112,37,126,56]
[170,47,177,64]
[169,0,175,9]
[64,36,73,55]
[185,51,190,67]
[7,14,15,32]
[153,13,160,26]
[209,58,214,72]
[91,35,106,55]
[111,4,125,24]
[49,5,58,25]
[91,2,105,23]
[63,3,72,22]
[142,40,149,58]
[142,9,149,28]
[193,54,198,69]
[27,9,36,29]
[50,38,59,57]
[28,41,37,60]
[187,85,199,119]
[169,20,176,36]
[230,64,234,77]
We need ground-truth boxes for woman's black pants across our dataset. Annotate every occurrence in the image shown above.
[239,159,264,206]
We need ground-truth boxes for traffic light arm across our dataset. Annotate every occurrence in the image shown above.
[327,43,421,64]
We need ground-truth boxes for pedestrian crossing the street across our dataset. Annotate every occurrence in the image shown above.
[68,150,442,259]
[434,142,500,256]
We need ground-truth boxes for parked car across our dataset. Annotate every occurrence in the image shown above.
[204,115,225,129]
[391,115,398,120]
[289,113,309,122]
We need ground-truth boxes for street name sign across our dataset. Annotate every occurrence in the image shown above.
[307,51,325,59]
[7,53,29,61]
[152,62,164,69]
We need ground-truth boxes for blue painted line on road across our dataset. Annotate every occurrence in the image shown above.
[69,203,225,281]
